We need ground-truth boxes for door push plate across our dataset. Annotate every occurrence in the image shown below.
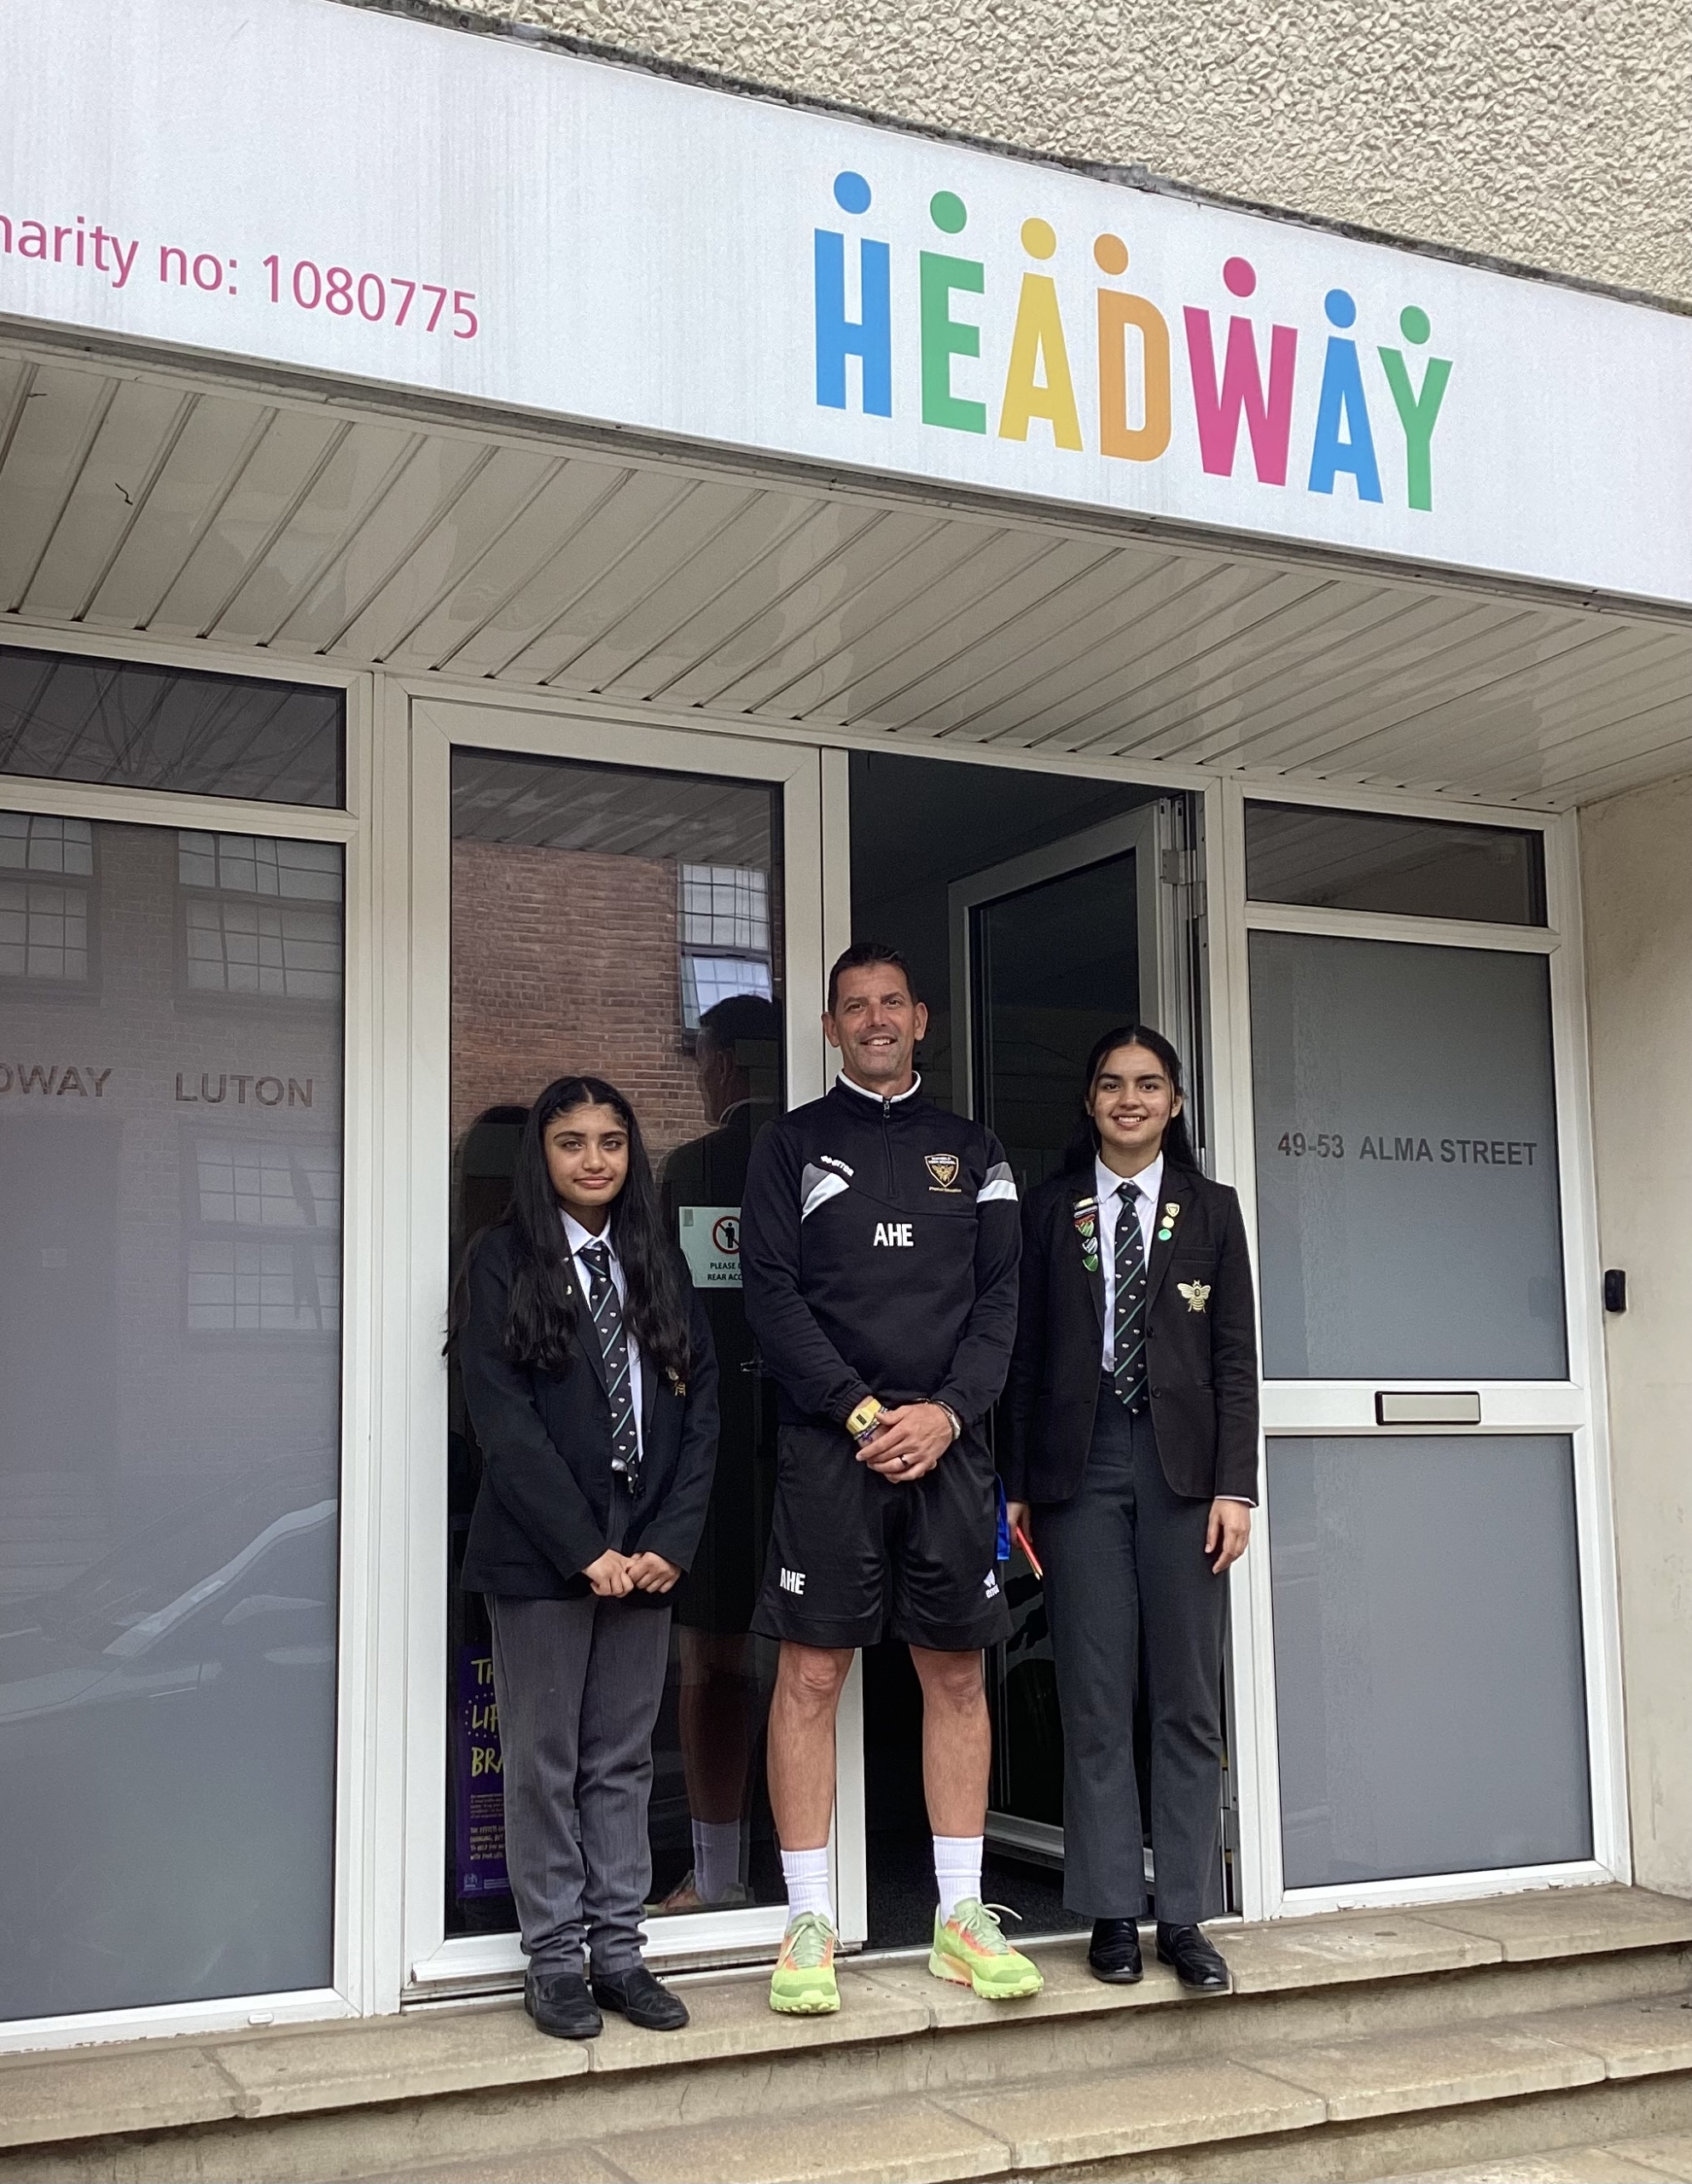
[1375,1390,1483,1426]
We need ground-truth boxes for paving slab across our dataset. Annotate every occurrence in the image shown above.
[1607,2134,1692,2181]
[1532,1993,1692,2079]
[597,2090,1009,2183]
[1387,2152,1669,2181]
[938,2055,1326,2168]
[584,1962,930,2074]
[853,1941,1186,2030]
[1225,1908,1506,1995]
[0,2042,241,2148]
[206,2003,589,2117]
[1422,1890,1692,1965]
[1255,2018,1605,2121]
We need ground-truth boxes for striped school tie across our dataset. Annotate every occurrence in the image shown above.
[579,1240,641,1494]
[1112,1180,1150,1412]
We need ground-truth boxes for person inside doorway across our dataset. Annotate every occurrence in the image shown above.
[655,994,782,1912]
[1003,1027,1259,1991]
[739,942,1041,2015]
[454,1076,719,2040]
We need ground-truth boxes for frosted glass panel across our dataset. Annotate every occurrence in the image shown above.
[1249,932,1566,1380]
[0,810,340,2021]
[1270,1437,1590,1885]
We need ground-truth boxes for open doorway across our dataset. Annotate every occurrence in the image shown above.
[846,752,1207,1948]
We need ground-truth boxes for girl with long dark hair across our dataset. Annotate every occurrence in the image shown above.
[455,1075,718,2042]
[1001,1026,1259,1995]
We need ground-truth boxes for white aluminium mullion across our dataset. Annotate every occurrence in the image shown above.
[0,770,358,839]
[1212,777,1283,1922]
[330,671,382,2014]
[1544,809,1629,1882]
[1242,897,1558,954]
[398,696,456,1992]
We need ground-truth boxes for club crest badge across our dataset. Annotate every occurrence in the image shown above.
[924,1153,961,1191]
[1177,1280,1211,1314]
[1072,1195,1101,1274]
[1157,1200,1181,1244]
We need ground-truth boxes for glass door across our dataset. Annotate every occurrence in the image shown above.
[1232,793,1619,1909]
[404,700,826,1989]
[946,802,1212,1898]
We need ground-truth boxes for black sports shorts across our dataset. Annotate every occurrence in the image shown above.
[752,1420,1011,1652]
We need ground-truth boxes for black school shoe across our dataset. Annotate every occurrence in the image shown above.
[1155,1922,1231,1991]
[525,1966,602,2040]
[591,1961,690,2031]
[1087,1917,1145,1984]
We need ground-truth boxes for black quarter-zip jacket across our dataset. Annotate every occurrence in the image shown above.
[739,1075,1021,1429]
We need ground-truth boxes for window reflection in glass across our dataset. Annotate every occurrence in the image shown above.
[446,750,786,1933]
[1245,802,1547,926]
[0,648,344,808]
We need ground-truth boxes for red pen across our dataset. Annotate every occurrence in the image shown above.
[1012,1522,1044,1582]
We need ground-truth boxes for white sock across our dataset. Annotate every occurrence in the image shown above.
[934,1834,984,1923]
[780,1845,833,1925]
[693,1818,742,1904]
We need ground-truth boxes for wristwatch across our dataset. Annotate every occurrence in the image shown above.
[936,1402,962,1443]
[845,1396,885,1446]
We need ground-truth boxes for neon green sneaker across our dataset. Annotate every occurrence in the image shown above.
[769,1910,840,2014]
[929,1899,1044,2000]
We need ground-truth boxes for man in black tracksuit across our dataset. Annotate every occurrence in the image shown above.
[740,943,1041,2015]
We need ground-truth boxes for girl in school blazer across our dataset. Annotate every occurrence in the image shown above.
[1001,1025,1259,1995]
[454,1075,718,2041]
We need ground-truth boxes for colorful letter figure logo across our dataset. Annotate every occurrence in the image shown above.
[813,175,1451,513]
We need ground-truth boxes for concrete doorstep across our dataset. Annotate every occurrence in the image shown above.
[1,1887,1690,2184]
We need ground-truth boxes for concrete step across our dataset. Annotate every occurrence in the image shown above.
[3,1886,1690,2183]
[1394,2132,1692,2180]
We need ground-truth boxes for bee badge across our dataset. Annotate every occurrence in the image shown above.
[1176,1280,1211,1314]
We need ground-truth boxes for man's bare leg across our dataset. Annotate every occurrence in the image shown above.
[767,1641,853,1850]
[909,1645,991,1836]
[765,1641,854,2011]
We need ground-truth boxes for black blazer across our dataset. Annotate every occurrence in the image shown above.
[459,1223,719,1601]
[1001,1160,1259,1506]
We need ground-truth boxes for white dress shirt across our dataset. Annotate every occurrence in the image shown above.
[1092,1152,1252,1506]
[1095,1150,1164,1374]
[562,1210,644,1458]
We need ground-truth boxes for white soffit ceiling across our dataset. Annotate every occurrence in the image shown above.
[2,342,1689,811]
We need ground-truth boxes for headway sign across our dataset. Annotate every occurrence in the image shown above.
[3,0,1689,607]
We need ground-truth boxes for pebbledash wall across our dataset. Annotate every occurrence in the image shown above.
[353,0,1692,1898]
[1581,781,1692,1899]
[394,0,1692,305]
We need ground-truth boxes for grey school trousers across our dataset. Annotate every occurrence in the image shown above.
[488,1557,673,1974]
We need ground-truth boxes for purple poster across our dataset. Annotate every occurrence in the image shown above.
[454,1644,511,1901]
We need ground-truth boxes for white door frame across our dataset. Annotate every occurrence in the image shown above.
[0,620,371,2053]
[396,687,837,1994]
[1208,775,1625,1920]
